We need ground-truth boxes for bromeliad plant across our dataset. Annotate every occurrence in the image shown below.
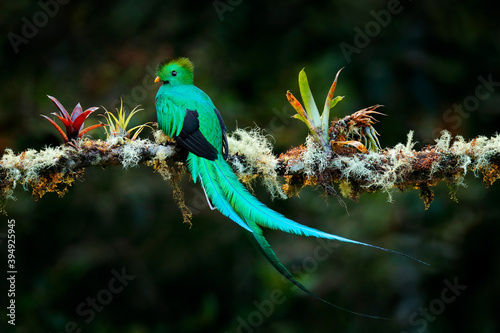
[101,99,152,140]
[287,68,383,153]
[41,95,105,143]
[287,68,344,151]
[334,105,384,153]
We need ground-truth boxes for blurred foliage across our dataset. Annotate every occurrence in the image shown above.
[1,0,500,332]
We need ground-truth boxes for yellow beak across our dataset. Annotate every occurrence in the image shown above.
[154,76,160,83]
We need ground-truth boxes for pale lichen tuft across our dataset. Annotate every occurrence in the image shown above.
[228,127,286,200]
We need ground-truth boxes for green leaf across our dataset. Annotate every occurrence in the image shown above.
[292,114,307,123]
[320,68,343,143]
[298,69,321,128]
[330,95,344,109]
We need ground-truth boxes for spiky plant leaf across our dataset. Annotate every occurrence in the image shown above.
[102,100,152,140]
[321,68,344,140]
[40,115,69,142]
[41,96,104,143]
[298,69,321,127]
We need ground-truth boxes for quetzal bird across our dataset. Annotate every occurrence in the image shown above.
[154,57,421,317]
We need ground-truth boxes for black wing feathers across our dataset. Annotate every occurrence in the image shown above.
[176,109,229,161]
[214,108,229,160]
[176,109,218,160]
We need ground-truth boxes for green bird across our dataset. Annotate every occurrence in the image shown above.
[154,57,422,318]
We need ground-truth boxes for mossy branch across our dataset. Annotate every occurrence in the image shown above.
[13,74,497,222]
[1,128,499,217]
[0,133,176,212]
[274,131,500,208]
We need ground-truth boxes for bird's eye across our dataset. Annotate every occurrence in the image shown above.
[171,71,177,76]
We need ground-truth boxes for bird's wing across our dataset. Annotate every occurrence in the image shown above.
[214,108,228,160]
[156,90,219,160]
[177,109,218,160]
[155,92,186,138]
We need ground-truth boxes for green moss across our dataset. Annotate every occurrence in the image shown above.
[338,179,353,199]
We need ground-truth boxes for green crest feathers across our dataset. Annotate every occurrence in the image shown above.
[158,57,194,73]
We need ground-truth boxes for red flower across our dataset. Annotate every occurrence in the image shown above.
[41,95,105,143]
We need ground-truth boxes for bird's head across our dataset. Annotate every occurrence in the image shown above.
[154,57,194,86]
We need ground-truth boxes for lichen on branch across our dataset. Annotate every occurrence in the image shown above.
[1,128,500,215]
[0,134,175,214]
[277,130,500,208]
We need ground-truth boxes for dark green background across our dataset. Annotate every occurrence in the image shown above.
[1,0,499,332]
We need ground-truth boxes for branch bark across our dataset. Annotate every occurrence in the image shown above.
[1,129,499,215]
